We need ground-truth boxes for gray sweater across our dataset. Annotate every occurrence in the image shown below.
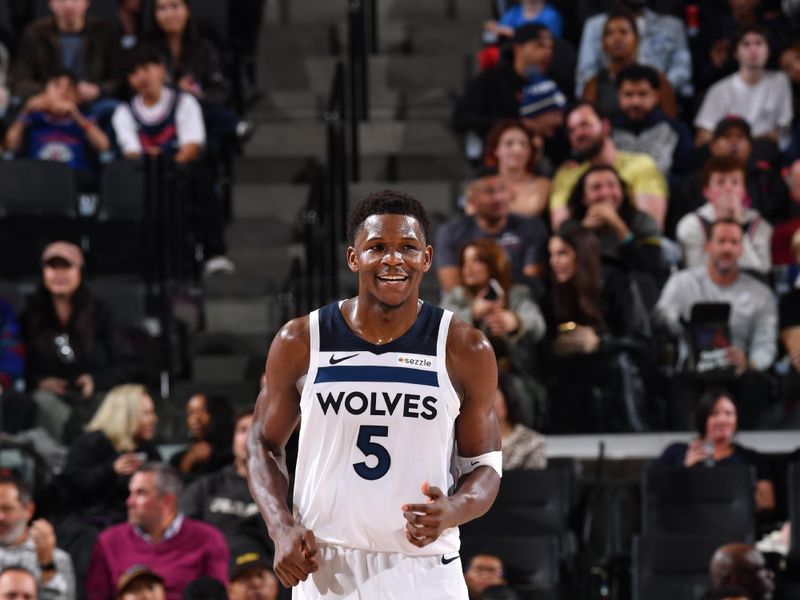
[654,266,778,370]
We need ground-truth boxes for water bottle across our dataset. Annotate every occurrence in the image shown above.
[703,441,715,467]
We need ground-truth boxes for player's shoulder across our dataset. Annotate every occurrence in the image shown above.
[444,314,495,364]
[267,315,311,368]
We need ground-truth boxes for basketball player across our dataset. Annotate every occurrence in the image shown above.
[247,190,502,599]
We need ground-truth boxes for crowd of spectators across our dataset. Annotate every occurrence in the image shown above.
[450,0,800,438]
[0,0,264,275]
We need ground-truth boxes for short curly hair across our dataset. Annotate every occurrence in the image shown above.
[346,189,431,245]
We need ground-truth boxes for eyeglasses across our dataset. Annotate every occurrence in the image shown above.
[54,334,76,365]
[469,565,504,577]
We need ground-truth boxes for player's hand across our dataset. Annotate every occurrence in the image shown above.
[401,482,457,548]
[272,524,318,587]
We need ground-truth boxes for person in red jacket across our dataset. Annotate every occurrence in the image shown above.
[86,463,228,600]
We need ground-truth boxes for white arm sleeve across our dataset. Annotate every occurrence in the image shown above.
[176,92,206,149]
[111,104,142,155]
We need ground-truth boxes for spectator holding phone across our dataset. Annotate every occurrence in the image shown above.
[59,384,161,526]
[440,238,546,368]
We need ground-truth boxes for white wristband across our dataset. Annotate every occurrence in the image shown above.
[456,451,502,478]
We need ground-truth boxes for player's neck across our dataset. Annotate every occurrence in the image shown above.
[342,296,422,345]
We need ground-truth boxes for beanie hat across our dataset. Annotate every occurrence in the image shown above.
[519,74,566,119]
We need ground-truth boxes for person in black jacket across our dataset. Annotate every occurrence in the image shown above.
[20,242,123,442]
[170,392,233,484]
[181,411,271,555]
[59,383,161,525]
[453,24,557,141]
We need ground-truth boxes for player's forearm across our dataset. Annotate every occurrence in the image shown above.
[246,440,296,534]
[449,467,500,527]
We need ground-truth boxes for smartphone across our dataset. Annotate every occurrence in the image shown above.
[484,279,504,301]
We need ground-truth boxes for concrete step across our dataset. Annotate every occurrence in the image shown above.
[205,295,284,335]
[304,55,466,95]
[381,0,492,22]
[190,354,252,383]
[233,184,310,220]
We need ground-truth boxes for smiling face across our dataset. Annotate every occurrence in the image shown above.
[705,396,737,443]
[347,214,432,310]
[495,127,532,174]
[583,169,624,209]
[566,105,606,161]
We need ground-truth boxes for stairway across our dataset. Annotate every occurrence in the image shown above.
[179,0,491,416]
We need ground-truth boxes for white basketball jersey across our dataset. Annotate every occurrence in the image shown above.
[293,301,461,555]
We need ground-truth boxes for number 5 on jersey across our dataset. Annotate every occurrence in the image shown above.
[354,425,391,480]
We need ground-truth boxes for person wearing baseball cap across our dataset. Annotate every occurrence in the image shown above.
[117,565,165,600]
[20,240,120,442]
[227,546,278,600]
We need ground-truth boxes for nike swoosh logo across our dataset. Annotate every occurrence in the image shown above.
[471,460,480,466]
[329,353,359,365]
[441,553,460,565]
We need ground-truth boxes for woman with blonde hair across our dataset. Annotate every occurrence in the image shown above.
[59,384,161,525]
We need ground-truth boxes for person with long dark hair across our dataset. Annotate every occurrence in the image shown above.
[146,0,252,154]
[542,225,652,431]
[170,392,233,483]
[20,242,121,442]
[564,163,663,279]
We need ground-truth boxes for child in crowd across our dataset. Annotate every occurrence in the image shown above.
[676,156,772,274]
[112,44,205,163]
[4,68,110,183]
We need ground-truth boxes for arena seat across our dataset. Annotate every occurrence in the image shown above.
[632,533,737,600]
[0,160,80,278]
[460,468,576,561]
[641,464,756,542]
[461,534,560,600]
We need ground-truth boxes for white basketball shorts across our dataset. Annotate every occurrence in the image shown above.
[292,543,468,600]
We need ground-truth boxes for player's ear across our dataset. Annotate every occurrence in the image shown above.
[422,245,433,272]
[346,246,358,273]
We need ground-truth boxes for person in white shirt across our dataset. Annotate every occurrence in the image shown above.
[695,24,793,149]
[676,155,772,274]
[112,44,205,164]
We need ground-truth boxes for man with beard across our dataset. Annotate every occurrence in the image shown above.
[654,219,778,428]
[610,64,694,180]
[0,476,75,599]
[575,0,692,97]
[436,175,548,292]
[549,102,667,231]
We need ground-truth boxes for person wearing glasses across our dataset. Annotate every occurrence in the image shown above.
[20,241,121,443]
[464,554,507,599]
